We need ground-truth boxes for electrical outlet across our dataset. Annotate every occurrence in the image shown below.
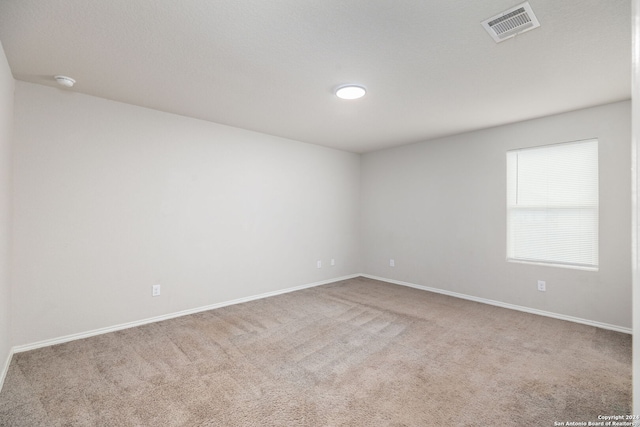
[317,260,322,268]
[390,259,395,267]
[537,280,546,292]
[152,284,161,297]
[331,258,335,266]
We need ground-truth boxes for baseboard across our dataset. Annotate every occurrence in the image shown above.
[362,274,632,334]
[12,274,361,354]
[0,347,13,393]
[10,271,629,358]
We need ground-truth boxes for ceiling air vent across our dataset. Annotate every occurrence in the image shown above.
[481,2,540,43]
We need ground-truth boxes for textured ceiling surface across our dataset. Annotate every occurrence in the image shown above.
[0,0,631,153]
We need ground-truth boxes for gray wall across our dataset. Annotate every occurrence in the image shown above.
[6,81,633,349]
[11,81,361,346]
[361,101,631,329]
[0,42,14,381]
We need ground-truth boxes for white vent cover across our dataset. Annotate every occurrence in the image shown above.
[481,2,540,43]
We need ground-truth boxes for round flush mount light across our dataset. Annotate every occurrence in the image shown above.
[54,75,76,88]
[335,84,366,100]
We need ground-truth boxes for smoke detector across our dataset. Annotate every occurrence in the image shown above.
[54,75,76,87]
[481,2,540,43]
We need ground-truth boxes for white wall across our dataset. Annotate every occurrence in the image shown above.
[0,42,14,383]
[361,101,632,329]
[631,0,639,413]
[7,80,632,347]
[11,81,361,346]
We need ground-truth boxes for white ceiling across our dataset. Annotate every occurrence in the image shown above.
[0,0,631,153]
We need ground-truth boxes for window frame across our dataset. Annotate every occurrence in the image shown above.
[506,138,599,271]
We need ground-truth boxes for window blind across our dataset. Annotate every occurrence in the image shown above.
[506,139,599,269]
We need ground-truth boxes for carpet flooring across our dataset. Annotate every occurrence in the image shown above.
[0,276,632,426]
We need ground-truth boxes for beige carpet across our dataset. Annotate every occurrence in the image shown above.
[0,277,631,426]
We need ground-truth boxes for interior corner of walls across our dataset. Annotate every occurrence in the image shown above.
[0,346,13,393]
[0,33,14,396]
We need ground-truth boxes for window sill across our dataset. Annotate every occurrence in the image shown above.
[506,258,599,272]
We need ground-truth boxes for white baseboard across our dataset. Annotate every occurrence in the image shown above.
[4,270,629,390]
[0,347,12,393]
[11,274,361,355]
[362,274,632,334]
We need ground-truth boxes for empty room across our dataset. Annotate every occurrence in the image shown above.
[0,1,636,426]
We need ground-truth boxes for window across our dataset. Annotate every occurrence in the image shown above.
[506,139,598,269]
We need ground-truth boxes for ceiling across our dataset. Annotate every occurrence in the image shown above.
[0,0,631,153]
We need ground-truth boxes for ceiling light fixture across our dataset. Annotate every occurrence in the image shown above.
[335,84,366,100]
[54,75,76,87]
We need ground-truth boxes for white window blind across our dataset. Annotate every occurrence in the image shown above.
[506,139,598,269]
